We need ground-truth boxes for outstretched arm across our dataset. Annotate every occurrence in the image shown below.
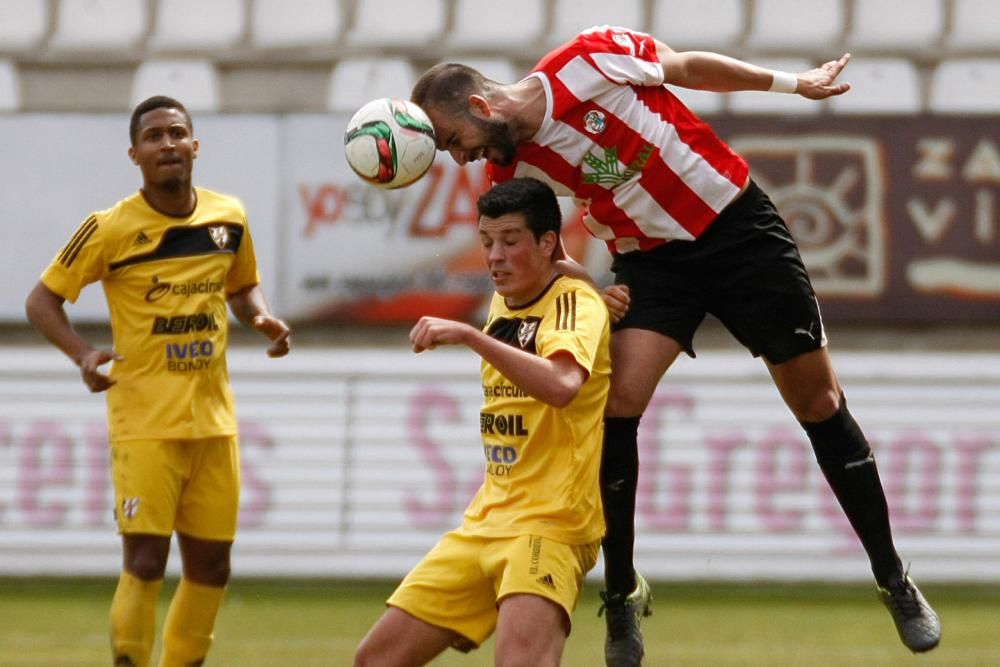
[25,281,120,392]
[657,39,851,99]
[409,317,587,407]
[227,284,291,358]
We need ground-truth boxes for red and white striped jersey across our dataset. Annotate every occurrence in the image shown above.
[487,25,749,254]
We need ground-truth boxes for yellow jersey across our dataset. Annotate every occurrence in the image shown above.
[41,187,260,441]
[462,275,611,545]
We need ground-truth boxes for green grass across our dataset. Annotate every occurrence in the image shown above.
[1,578,997,666]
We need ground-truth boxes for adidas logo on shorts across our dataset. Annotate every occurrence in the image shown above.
[536,574,556,590]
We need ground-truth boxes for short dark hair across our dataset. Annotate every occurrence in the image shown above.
[411,63,492,115]
[129,95,192,146]
[477,177,562,241]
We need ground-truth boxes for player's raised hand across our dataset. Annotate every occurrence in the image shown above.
[409,316,473,353]
[79,348,122,393]
[252,314,291,358]
[796,53,851,99]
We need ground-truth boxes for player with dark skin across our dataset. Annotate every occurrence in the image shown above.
[26,97,290,667]
[413,28,940,665]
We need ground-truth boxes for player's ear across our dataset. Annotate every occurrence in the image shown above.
[192,138,199,159]
[469,95,491,117]
[127,146,138,164]
[541,230,558,258]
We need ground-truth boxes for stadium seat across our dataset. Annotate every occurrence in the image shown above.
[447,0,545,51]
[251,0,344,49]
[847,0,944,51]
[327,57,416,113]
[929,59,1000,113]
[948,0,1000,51]
[149,0,245,52]
[746,0,846,51]
[0,60,20,111]
[131,60,221,112]
[345,0,446,48]
[0,0,49,52]
[458,58,523,85]
[827,59,922,114]
[49,0,148,51]
[728,58,824,115]
[650,0,746,51]
[548,0,645,48]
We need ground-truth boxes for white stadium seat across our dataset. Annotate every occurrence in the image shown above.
[948,0,1000,51]
[345,0,446,48]
[150,0,245,52]
[746,0,846,51]
[929,59,1000,113]
[728,58,824,115]
[131,60,221,112]
[650,0,746,51]
[327,57,416,113]
[828,59,923,114]
[666,85,727,116]
[847,0,944,51]
[548,0,644,48]
[447,0,545,51]
[458,58,523,85]
[49,0,148,50]
[0,60,20,111]
[251,0,344,49]
[0,0,49,51]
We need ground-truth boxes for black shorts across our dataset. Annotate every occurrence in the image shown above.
[610,180,825,365]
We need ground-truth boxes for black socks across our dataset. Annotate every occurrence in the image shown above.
[601,415,642,595]
[802,394,903,586]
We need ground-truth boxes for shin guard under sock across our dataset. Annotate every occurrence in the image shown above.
[110,571,163,667]
[157,578,226,667]
[601,415,641,595]
[802,394,903,586]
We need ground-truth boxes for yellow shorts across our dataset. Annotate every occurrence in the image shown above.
[387,530,600,649]
[110,436,240,541]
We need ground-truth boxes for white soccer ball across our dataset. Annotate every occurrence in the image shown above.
[343,98,437,189]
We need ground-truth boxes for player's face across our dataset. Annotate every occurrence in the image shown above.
[128,108,198,191]
[430,109,518,167]
[479,213,556,305]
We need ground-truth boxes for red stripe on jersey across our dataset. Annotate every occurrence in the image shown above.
[487,142,581,192]
[561,101,720,234]
[635,86,748,188]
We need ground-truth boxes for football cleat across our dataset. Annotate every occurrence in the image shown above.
[877,574,941,653]
[599,572,653,667]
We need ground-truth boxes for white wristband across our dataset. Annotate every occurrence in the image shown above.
[768,70,798,94]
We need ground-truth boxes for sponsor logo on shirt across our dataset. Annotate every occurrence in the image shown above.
[145,277,224,302]
[151,312,220,334]
[483,443,519,477]
[582,144,654,186]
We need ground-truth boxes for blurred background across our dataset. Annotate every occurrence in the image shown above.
[1,0,999,591]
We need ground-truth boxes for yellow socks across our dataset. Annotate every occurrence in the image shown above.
[157,578,226,667]
[110,571,163,667]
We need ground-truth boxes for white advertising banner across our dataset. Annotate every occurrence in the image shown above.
[1,347,998,582]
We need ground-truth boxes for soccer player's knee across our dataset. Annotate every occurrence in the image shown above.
[605,384,647,419]
[801,394,871,466]
[126,554,168,581]
[795,388,842,424]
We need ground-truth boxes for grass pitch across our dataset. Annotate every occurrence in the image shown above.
[0,578,997,666]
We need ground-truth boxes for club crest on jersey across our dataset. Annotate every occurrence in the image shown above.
[583,110,607,135]
[517,320,539,348]
[209,225,229,249]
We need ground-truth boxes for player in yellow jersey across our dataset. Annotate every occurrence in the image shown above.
[354,177,611,667]
[24,96,291,667]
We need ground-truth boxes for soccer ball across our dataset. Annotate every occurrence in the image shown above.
[343,98,437,189]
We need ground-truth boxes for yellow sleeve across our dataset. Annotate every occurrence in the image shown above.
[225,207,261,294]
[39,214,107,303]
[535,283,608,375]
